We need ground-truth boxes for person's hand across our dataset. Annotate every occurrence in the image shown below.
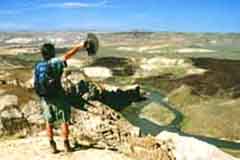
[83,40,90,49]
[75,41,85,49]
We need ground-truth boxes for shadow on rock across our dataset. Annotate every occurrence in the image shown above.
[90,57,137,76]
[97,87,146,111]
[65,80,146,111]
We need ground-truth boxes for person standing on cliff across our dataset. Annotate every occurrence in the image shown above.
[34,42,89,153]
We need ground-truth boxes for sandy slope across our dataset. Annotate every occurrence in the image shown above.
[0,136,132,160]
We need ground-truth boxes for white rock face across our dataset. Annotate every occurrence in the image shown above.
[67,59,86,68]
[138,57,190,76]
[102,84,139,92]
[5,38,34,44]
[117,47,136,52]
[0,95,18,111]
[83,67,113,79]
[176,48,216,53]
[49,38,65,44]
[134,56,191,78]
[186,68,207,75]
[135,56,209,78]
[116,44,170,53]
[141,57,190,69]
[157,131,238,160]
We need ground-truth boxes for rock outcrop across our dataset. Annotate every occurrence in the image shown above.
[0,94,176,160]
[0,69,238,160]
[119,136,175,160]
[71,101,140,149]
[157,131,238,160]
[0,94,30,136]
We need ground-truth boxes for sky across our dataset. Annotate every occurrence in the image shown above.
[0,0,239,32]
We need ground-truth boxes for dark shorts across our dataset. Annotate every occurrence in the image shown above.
[40,95,71,124]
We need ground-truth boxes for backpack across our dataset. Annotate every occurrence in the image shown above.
[34,60,63,97]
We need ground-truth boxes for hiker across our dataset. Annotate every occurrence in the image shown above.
[34,42,89,153]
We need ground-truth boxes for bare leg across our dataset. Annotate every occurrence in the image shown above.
[61,123,73,152]
[61,123,70,140]
[46,122,58,153]
[46,122,54,140]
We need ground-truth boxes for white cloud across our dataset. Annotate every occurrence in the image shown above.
[0,1,111,16]
[44,0,110,9]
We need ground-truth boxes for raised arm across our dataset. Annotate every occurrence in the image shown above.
[63,42,86,61]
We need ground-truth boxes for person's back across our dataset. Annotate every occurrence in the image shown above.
[34,57,66,97]
[34,42,86,153]
[34,36,98,153]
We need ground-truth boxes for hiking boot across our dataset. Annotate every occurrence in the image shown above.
[49,140,59,154]
[64,140,74,152]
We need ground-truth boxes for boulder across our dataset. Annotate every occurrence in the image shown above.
[1,108,22,119]
[0,94,18,111]
[21,100,43,125]
[23,78,34,89]
[70,101,176,160]
[0,94,30,137]
[71,101,140,149]
[119,136,175,160]
[157,131,238,160]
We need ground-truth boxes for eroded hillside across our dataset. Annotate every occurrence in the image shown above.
[0,32,240,159]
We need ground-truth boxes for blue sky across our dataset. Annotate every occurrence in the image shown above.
[0,0,239,32]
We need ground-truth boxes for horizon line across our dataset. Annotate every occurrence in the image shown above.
[0,28,239,34]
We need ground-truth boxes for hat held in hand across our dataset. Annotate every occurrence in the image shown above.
[85,33,99,56]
